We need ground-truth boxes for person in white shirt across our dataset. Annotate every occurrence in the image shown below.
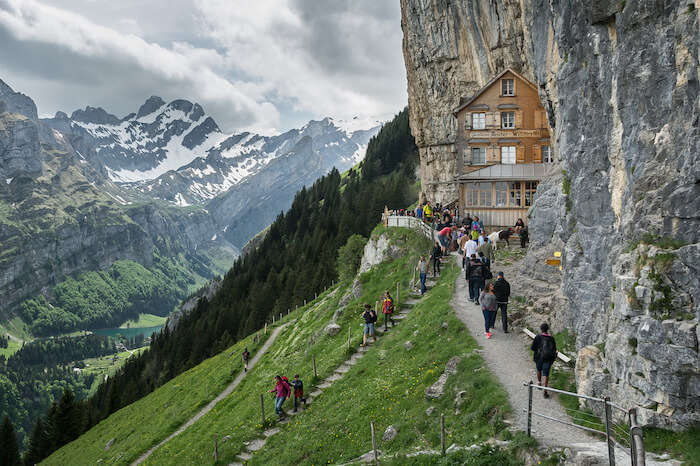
[464,237,478,259]
[478,232,485,246]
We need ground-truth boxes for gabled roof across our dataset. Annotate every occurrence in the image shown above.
[452,68,538,115]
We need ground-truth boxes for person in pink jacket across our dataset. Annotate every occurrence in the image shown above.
[270,375,291,418]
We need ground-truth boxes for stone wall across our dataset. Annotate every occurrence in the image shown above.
[401,0,699,429]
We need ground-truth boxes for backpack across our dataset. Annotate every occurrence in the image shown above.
[281,377,291,397]
[540,336,556,362]
[371,310,378,323]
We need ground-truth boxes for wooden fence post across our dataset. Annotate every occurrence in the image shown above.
[347,326,351,351]
[396,282,400,309]
[441,413,446,456]
[527,381,533,436]
[260,393,265,425]
[264,323,267,335]
[313,355,317,378]
[213,435,218,462]
[370,421,378,465]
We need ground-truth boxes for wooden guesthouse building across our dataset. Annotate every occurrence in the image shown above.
[453,69,557,227]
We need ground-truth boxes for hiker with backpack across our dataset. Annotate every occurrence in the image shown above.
[416,256,427,295]
[479,283,498,339]
[531,323,557,398]
[492,272,510,333]
[382,291,395,330]
[361,303,377,346]
[269,375,291,417]
[465,254,485,304]
[431,241,442,277]
[242,348,250,372]
[291,374,306,412]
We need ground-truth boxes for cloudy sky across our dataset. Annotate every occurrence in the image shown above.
[0,0,407,133]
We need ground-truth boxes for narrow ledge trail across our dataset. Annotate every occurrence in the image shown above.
[450,253,678,465]
[131,322,291,466]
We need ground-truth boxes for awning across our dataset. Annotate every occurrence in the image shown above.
[497,104,519,109]
[470,104,489,110]
[498,138,520,143]
[468,139,489,144]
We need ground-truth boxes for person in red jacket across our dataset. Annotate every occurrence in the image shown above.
[382,291,395,331]
[269,375,291,417]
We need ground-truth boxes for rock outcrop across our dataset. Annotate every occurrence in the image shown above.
[401,0,699,428]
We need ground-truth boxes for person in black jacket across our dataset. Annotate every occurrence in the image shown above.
[361,303,377,346]
[431,241,442,277]
[465,254,485,304]
[492,272,511,333]
[531,323,557,398]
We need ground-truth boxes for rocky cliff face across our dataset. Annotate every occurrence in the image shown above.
[401,0,698,429]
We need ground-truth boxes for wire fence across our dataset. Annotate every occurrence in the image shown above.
[524,382,646,465]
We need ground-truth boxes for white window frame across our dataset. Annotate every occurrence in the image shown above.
[502,79,515,96]
[542,145,553,163]
[472,113,486,130]
[501,112,515,129]
[471,147,486,165]
[501,146,516,164]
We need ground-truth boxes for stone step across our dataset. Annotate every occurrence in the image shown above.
[335,364,351,374]
[236,451,252,461]
[263,427,280,437]
[326,372,344,382]
[317,381,332,389]
[245,438,266,451]
[309,389,323,398]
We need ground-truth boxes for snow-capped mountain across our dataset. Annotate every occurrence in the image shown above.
[43,97,382,207]
[130,116,379,205]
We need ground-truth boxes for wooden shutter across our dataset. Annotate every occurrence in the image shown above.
[514,110,523,129]
[486,146,498,163]
[533,144,541,163]
[464,113,471,131]
[486,112,498,129]
[516,145,525,164]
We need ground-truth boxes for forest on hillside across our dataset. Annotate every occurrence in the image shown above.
[3,109,418,463]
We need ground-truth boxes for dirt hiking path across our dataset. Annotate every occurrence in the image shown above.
[132,323,290,465]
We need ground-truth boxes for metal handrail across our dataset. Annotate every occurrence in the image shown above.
[524,381,646,466]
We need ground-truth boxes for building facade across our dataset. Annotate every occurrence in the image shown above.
[453,69,557,227]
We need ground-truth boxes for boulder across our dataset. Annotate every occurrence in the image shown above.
[425,406,435,416]
[441,321,448,330]
[325,324,341,336]
[104,438,115,451]
[404,341,413,351]
[382,425,398,442]
[426,356,461,399]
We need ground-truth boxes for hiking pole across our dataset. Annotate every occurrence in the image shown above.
[260,393,265,425]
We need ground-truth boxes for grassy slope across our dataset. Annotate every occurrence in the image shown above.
[44,330,270,465]
[45,228,535,465]
[119,314,168,329]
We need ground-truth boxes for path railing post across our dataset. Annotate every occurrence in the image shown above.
[370,421,378,465]
[526,381,533,436]
[260,393,265,425]
[629,408,645,466]
[347,326,351,352]
[604,397,616,466]
[396,282,400,309]
[441,413,446,456]
[313,355,317,378]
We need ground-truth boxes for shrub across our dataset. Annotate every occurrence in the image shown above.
[336,234,367,282]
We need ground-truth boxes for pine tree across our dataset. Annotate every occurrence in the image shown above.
[23,418,51,466]
[0,415,21,466]
[53,390,82,447]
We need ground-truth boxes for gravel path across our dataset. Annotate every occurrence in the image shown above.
[450,256,594,448]
[132,323,290,465]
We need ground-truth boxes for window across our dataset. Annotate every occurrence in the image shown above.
[509,182,521,207]
[501,112,515,129]
[501,146,516,164]
[525,181,539,206]
[466,182,491,206]
[542,146,553,163]
[472,113,486,130]
[471,147,486,164]
[495,182,508,207]
[502,79,514,96]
